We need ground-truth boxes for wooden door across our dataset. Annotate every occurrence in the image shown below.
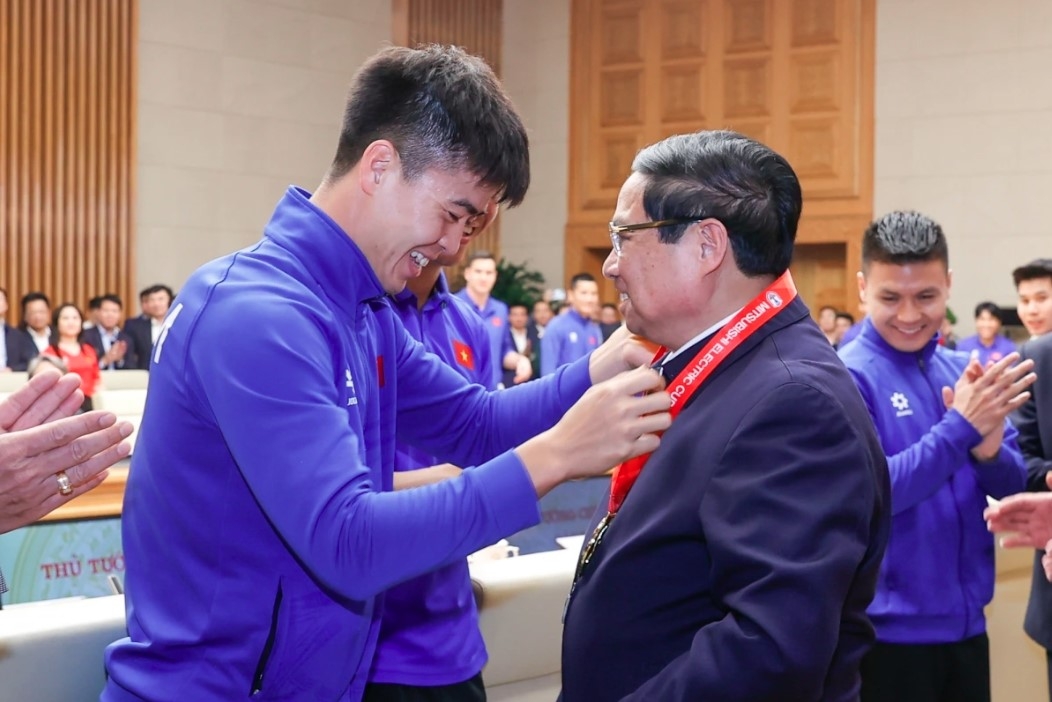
[565,0,874,310]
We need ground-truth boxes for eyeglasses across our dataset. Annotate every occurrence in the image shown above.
[608,218,703,256]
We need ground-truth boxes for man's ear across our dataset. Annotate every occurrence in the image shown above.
[696,219,729,271]
[856,270,866,303]
[360,140,396,195]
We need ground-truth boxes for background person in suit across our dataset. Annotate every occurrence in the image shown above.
[19,291,51,355]
[82,294,136,370]
[504,302,540,386]
[123,284,173,370]
[1,286,37,372]
[560,130,890,702]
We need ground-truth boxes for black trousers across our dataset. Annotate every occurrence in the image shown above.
[860,634,990,702]
[362,673,485,702]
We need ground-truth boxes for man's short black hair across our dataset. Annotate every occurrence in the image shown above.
[861,211,948,271]
[631,130,802,277]
[835,312,855,324]
[464,250,497,268]
[569,273,596,290]
[973,301,1002,322]
[140,284,174,302]
[88,296,104,311]
[329,45,530,207]
[1011,258,1052,288]
[20,291,50,312]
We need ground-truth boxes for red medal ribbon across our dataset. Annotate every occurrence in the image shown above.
[607,270,798,514]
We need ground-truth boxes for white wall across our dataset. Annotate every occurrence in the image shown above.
[499,0,571,289]
[874,0,1052,335]
[136,0,391,294]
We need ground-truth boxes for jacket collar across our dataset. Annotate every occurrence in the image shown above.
[391,271,451,311]
[660,295,811,381]
[857,316,940,364]
[265,187,386,316]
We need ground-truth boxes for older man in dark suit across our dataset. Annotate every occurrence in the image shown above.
[559,130,891,701]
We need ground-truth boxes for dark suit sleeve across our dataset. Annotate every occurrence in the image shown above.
[622,383,884,701]
[124,320,151,370]
[118,329,139,370]
[83,327,103,359]
[1011,342,1052,493]
[6,328,38,371]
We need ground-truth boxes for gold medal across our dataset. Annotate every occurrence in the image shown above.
[574,511,615,584]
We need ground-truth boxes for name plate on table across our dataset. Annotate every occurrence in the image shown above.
[0,518,124,605]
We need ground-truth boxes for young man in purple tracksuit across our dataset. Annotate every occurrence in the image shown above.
[103,46,671,701]
[540,273,603,376]
[369,213,498,701]
[839,211,1035,702]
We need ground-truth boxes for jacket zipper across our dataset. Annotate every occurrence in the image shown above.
[250,583,284,696]
[918,353,971,637]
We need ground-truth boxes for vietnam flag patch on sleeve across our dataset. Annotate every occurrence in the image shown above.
[452,340,475,371]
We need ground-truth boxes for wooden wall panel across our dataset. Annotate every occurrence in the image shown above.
[0,0,136,325]
[391,0,504,266]
[567,0,874,315]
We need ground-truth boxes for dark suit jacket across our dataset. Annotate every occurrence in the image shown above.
[4,324,38,371]
[122,316,154,370]
[560,297,890,702]
[1012,334,1052,649]
[502,325,541,387]
[82,325,138,370]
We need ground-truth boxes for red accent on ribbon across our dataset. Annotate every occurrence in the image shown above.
[452,340,475,371]
[608,270,799,514]
[376,355,385,388]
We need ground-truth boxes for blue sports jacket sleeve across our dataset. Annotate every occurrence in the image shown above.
[186,295,587,601]
[850,369,985,516]
[392,323,591,466]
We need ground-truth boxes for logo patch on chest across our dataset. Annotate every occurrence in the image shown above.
[890,391,912,417]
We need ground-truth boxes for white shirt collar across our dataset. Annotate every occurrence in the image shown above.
[661,308,742,366]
